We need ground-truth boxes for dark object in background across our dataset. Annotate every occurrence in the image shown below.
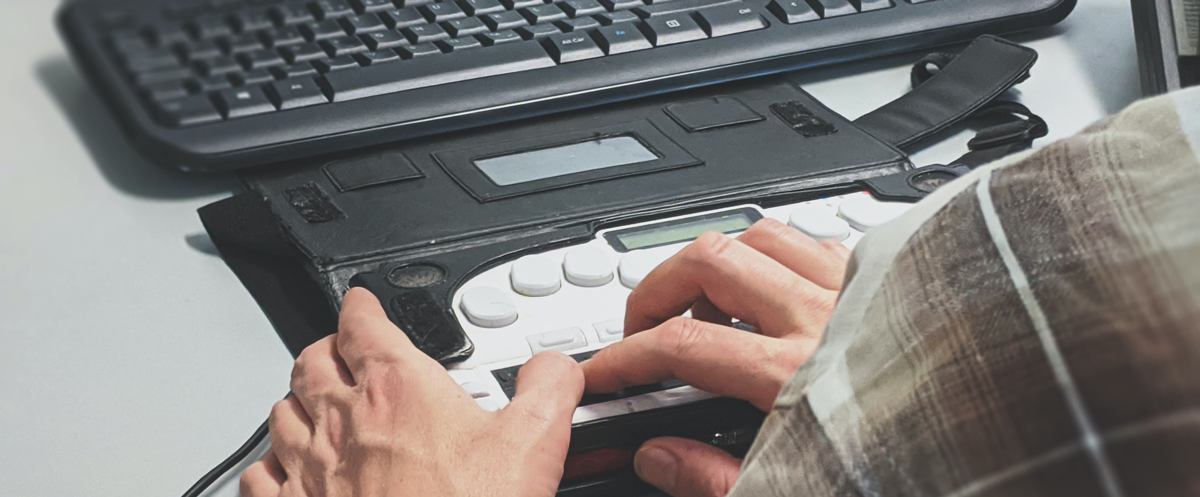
[58,0,1074,172]
[1132,0,1199,94]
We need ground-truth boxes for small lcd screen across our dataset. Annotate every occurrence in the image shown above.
[473,136,659,186]
[610,209,761,252]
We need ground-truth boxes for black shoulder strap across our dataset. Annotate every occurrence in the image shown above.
[854,35,1039,151]
[859,36,1049,201]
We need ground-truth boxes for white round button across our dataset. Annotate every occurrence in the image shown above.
[562,246,613,287]
[838,195,911,232]
[618,251,669,289]
[460,286,518,328]
[788,205,851,241]
[510,255,561,297]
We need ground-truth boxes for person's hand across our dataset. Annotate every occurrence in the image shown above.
[240,287,585,497]
[581,218,850,497]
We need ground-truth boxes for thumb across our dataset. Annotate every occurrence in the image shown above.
[504,351,585,438]
[635,437,742,497]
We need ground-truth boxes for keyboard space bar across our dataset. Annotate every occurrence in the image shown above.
[321,43,557,102]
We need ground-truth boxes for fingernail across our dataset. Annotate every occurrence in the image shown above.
[634,446,677,491]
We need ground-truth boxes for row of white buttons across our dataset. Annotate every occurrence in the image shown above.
[788,195,910,241]
[460,197,909,329]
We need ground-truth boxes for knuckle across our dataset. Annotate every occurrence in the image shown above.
[684,231,735,266]
[659,317,707,359]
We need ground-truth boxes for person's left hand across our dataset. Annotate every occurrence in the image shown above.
[239,287,585,497]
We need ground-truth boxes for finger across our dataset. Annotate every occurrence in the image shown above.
[268,396,313,460]
[735,219,849,291]
[505,352,585,431]
[335,287,429,378]
[634,437,741,497]
[582,317,808,411]
[290,335,354,418]
[240,451,285,497]
[625,232,836,339]
[689,297,731,327]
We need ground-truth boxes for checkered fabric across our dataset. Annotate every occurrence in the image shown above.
[729,88,1200,497]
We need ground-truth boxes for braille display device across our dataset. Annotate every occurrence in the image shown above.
[195,37,1048,495]
[59,0,1074,171]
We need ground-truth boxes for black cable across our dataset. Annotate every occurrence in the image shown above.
[180,418,270,497]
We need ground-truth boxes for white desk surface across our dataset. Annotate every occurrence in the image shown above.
[0,1,1142,496]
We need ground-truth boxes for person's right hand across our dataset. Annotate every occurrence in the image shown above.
[580,218,850,497]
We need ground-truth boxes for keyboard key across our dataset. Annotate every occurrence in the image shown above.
[596,10,639,24]
[232,68,278,85]
[271,3,317,24]
[560,0,606,17]
[152,24,193,46]
[521,4,568,23]
[302,19,350,40]
[321,36,370,56]
[599,0,642,10]
[556,16,601,31]
[442,17,489,37]
[563,246,613,287]
[767,0,818,23]
[401,23,450,43]
[182,40,223,61]
[482,11,529,31]
[190,75,234,92]
[355,49,402,63]
[271,63,321,78]
[353,0,396,13]
[380,7,427,28]
[313,0,357,18]
[526,327,587,354]
[322,40,554,101]
[189,16,234,38]
[222,33,264,53]
[267,78,330,109]
[239,49,287,69]
[640,14,707,45]
[633,0,740,17]
[340,14,388,34]
[231,9,275,31]
[195,56,243,76]
[510,256,561,296]
[458,0,505,15]
[515,23,561,39]
[124,48,182,72]
[459,286,518,328]
[812,0,855,17]
[361,30,410,50]
[788,205,850,241]
[542,32,604,63]
[313,55,361,72]
[420,2,467,22]
[263,26,308,47]
[837,195,909,231]
[214,86,277,118]
[134,67,194,86]
[437,36,483,51]
[144,81,190,102]
[593,24,651,53]
[396,42,443,57]
[155,95,222,126]
[856,0,892,11]
[500,0,545,9]
[695,4,767,37]
[280,42,328,63]
[477,30,522,46]
[593,319,624,343]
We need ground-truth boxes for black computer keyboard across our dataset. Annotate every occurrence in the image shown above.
[59,0,1074,171]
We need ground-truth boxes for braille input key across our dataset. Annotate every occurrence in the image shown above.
[321,41,556,101]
